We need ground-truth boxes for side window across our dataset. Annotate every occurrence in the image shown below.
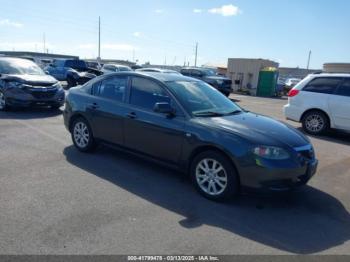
[191,70,202,77]
[336,79,350,97]
[303,77,341,94]
[181,69,190,76]
[98,76,127,102]
[130,77,170,111]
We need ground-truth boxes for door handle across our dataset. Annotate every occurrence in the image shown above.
[88,102,99,110]
[126,112,137,119]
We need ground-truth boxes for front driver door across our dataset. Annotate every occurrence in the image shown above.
[123,76,186,164]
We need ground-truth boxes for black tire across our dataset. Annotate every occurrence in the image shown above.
[301,110,330,135]
[66,76,77,88]
[71,117,97,152]
[190,150,239,201]
[0,90,9,111]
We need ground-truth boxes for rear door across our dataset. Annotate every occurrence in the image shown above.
[88,75,129,145]
[301,77,342,124]
[329,78,350,130]
[123,76,186,164]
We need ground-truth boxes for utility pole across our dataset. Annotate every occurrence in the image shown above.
[194,42,198,67]
[132,49,135,62]
[307,50,311,69]
[98,16,101,59]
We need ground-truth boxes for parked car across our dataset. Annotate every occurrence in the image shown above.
[284,73,350,135]
[0,57,65,110]
[45,59,103,88]
[180,67,232,96]
[136,68,181,74]
[284,78,302,94]
[101,64,132,74]
[63,72,317,200]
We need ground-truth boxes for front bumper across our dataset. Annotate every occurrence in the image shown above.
[238,150,318,192]
[6,90,65,108]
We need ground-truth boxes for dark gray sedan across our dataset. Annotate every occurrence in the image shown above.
[63,72,318,201]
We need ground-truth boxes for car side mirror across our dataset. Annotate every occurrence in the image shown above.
[45,70,50,74]
[153,102,175,116]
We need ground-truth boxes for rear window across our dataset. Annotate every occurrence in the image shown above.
[336,78,350,97]
[65,60,87,69]
[302,77,342,94]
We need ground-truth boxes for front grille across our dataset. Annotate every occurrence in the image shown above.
[30,90,56,99]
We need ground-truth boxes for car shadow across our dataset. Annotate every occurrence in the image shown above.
[63,145,350,254]
[0,107,62,120]
[297,127,350,146]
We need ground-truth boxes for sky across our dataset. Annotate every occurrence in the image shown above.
[0,0,349,69]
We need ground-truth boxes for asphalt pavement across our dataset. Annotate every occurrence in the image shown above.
[1,95,350,255]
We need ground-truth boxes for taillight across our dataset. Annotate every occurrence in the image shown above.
[288,89,299,97]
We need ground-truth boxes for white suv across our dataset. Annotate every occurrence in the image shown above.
[284,73,350,135]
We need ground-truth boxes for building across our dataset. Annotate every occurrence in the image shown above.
[227,58,279,95]
[278,67,320,81]
[202,62,228,76]
[323,63,350,73]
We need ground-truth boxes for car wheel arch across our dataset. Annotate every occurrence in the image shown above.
[187,145,241,184]
[301,108,332,126]
[69,114,92,133]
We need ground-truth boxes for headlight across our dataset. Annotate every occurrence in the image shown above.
[53,82,63,91]
[253,146,290,160]
[8,81,25,89]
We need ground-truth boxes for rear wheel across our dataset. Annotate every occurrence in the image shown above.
[0,90,8,111]
[190,150,239,201]
[71,117,96,152]
[302,110,330,135]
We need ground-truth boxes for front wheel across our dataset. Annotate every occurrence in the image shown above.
[302,110,330,135]
[190,150,239,201]
[71,117,97,152]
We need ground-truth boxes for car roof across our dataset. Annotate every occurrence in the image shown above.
[310,73,350,78]
[104,63,130,67]
[105,71,196,82]
[0,57,31,62]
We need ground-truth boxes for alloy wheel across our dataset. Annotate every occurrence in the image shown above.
[195,158,228,196]
[73,121,90,148]
[305,114,325,133]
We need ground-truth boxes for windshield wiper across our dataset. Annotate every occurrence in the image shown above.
[224,110,243,115]
[193,111,224,117]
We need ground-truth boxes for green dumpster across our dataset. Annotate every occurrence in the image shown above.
[256,67,278,97]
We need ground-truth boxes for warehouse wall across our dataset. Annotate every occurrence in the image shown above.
[227,58,279,95]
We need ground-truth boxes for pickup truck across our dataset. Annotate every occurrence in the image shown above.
[45,59,103,88]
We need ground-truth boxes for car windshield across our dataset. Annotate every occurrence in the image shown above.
[166,81,243,116]
[0,59,46,75]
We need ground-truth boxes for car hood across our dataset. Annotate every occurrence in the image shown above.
[3,74,58,85]
[193,112,309,148]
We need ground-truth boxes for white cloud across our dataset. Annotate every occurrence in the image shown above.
[154,9,164,14]
[0,19,23,28]
[208,4,241,16]
[193,9,203,13]
[133,32,142,38]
